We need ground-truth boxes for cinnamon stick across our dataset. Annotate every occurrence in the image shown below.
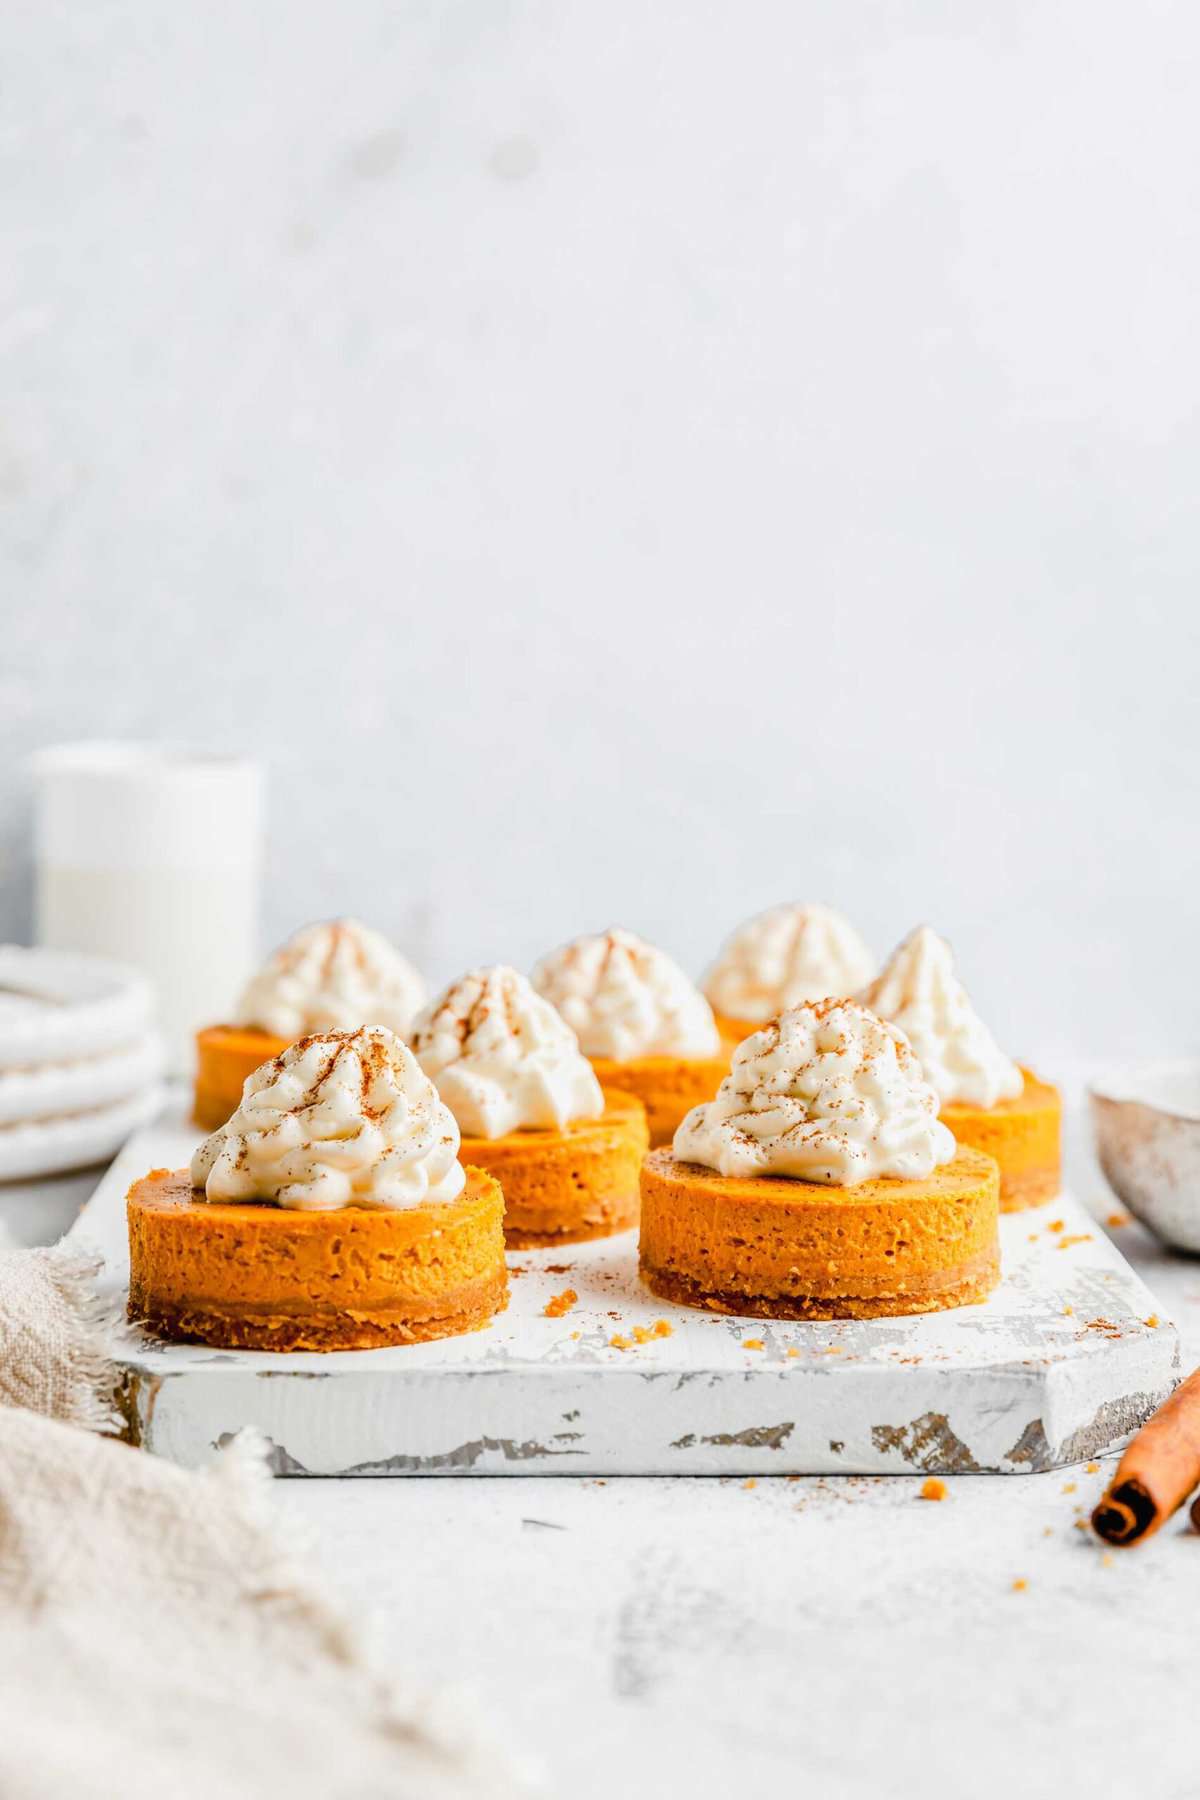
[1092,1368,1200,1547]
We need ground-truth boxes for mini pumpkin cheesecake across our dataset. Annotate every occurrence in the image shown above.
[704,902,875,1043]
[639,999,1001,1319]
[411,966,649,1246]
[133,1027,506,1351]
[193,918,425,1129]
[860,927,1061,1211]
[531,927,728,1148]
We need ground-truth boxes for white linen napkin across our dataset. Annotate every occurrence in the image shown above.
[0,1239,530,1800]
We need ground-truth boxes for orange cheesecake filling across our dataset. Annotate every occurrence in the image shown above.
[639,1144,1000,1320]
[941,1067,1061,1212]
[460,1090,648,1247]
[193,1023,289,1130]
[127,1165,508,1351]
[587,1053,730,1149]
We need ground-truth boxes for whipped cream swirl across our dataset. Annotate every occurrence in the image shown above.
[859,927,1023,1109]
[673,998,955,1186]
[411,965,604,1139]
[235,919,425,1040]
[191,1027,465,1210]
[704,903,875,1021]
[531,928,719,1062]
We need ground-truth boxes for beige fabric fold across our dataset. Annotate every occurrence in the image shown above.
[0,1240,120,1428]
[0,1240,531,1800]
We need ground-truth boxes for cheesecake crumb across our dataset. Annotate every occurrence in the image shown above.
[919,1477,948,1502]
[609,1333,631,1350]
[1057,1234,1092,1250]
[1047,1219,1064,1232]
[1012,1578,1028,1592]
[1106,1212,1129,1227]
[544,1288,577,1318]
[1086,1461,1100,1474]
[742,1338,765,1350]
[1144,1313,1160,1328]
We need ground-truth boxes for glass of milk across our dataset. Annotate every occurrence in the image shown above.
[32,743,264,1072]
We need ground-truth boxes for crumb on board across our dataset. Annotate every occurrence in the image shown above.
[742,1478,757,1490]
[543,1288,578,1319]
[1043,1526,1054,1537]
[569,1330,580,1340]
[1086,1461,1100,1474]
[1047,1219,1064,1233]
[1057,1234,1093,1250]
[919,1477,948,1502]
[1027,1233,1039,1242]
[1144,1314,1160,1328]
[785,1346,800,1358]
[1074,1519,1089,1532]
[742,1338,765,1351]
[1107,1212,1129,1228]
[1062,1305,1074,1316]
[1101,1552,1114,1568]
[630,1321,672,1345]
[609,1320,672,1350]
[1012,1578,1028,1592]
[544,1264,573,1275]
[1062,1482,1076,1494]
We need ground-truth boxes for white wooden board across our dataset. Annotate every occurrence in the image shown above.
[74,1105,1180,1477]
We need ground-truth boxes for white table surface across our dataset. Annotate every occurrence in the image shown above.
[4,1096,1198,1800]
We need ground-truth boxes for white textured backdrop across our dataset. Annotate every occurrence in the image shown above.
[2,1,1197,1061]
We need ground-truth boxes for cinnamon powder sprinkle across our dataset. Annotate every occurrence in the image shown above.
[919,1477,948,1502]
[543,1289,578,1319]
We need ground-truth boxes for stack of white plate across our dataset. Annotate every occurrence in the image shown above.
[0,946,166,1183]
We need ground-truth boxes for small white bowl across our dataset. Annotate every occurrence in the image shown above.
[1089,1061,1200,1253]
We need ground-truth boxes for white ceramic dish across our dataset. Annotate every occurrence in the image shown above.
[0,945,155,1068]
[0,1085,166,1182]
[1089,1061,1200,1253]
[0,1034,164,1126]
